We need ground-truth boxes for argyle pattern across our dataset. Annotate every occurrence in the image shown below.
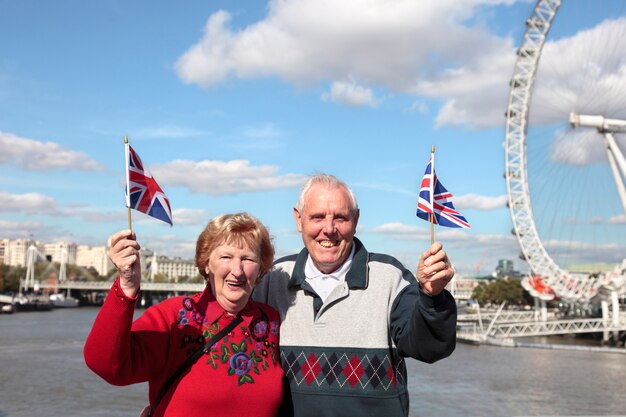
[281,347,407,395]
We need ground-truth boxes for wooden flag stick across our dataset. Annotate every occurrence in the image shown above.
[430,144,435,244]
[124,135,132,232]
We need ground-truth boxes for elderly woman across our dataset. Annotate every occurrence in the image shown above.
[84,213,283,417]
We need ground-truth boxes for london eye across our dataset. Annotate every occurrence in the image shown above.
[504,0,626,308]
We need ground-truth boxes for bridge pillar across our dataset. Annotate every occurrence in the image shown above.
[611,291,620,343]
[534,298,547,321]
[601,300,610,343]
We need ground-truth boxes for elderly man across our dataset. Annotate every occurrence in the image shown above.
[253,173,457,417]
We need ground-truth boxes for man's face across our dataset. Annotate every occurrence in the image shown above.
[294,183,359,274]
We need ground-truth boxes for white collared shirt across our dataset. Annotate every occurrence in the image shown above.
[304,245,355,303]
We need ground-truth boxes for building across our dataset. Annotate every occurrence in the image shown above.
[150,254,199,281]
[494,259,522,279]
[1,239,43,267]
[450,275,488,303]
[76,245,113,277]
[0,239,7,265]
[43,242,77,265]
[0,236,197,282]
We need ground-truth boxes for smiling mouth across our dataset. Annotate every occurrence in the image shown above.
[225,279,244,288]
[319,240,338,248]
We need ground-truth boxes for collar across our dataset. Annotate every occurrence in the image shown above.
[304,244,355,281]
[195,286,257,325]
[289,237,369,290]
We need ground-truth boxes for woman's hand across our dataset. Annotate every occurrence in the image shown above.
[108,229,142,298]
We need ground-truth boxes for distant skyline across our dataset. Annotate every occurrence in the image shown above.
[1,0,625,276]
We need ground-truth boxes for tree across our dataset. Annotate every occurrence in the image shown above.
[3,266,26,293]
[0,264,6,292]
[471,278,532,306]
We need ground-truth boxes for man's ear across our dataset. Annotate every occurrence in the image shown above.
[293,207,303,232]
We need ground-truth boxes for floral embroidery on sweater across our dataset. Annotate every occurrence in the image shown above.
[175,296,279,386]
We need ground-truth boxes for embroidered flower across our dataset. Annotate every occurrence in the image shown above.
[270,321,278,334]
[182,297,194,311]
[230,352,253,376]
[251,319,269,341]
[179,317,189,326]
[178,309,186,317]
[190,311,204,325]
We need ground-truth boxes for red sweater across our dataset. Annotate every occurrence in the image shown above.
[84,278,284,417]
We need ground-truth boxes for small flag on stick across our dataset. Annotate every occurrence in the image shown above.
[124,136,173,228]
[416,146,469,242]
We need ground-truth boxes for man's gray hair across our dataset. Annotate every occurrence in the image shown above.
[296,173,359,214]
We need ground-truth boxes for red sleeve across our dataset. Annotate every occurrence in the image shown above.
[83,277,171,386]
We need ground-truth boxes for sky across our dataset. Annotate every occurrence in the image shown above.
[1,0,625,276]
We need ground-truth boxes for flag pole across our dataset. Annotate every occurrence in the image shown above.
[124,135,132,232]
[430,144,435,245]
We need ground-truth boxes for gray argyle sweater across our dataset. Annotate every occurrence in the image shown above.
[252,238,457,417]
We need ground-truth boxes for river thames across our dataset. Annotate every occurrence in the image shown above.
[1,308,624,417]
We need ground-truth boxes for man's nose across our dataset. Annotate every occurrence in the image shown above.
[322,217,336,233]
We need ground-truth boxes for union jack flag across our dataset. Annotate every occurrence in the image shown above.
[125,143,173,226]
[416,152,470,228]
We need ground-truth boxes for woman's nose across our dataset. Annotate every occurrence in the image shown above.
[230,258,244,276]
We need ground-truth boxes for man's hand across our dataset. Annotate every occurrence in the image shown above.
[108,229,142,298]
[416,242,455,296]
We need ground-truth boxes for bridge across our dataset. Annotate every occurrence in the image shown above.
[31,280,205,293]
[457,304,626,347]
[0,279,205,307]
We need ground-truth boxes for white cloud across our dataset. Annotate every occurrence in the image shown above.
[0,131,103,171]
[242,123,282,139]
[404,100,429,114]
[321,81,379,107]
[0,191,129,223]
[531,18,626,126]
[367,221,523,274]
[141,233,197,260]
[549,125,626,167]
[174,2,626,131]
[415,49,515,129]
[0,219,46,238]
[541,238,626,267]
[608,214,626,224]
[0,192,60,214]
[171,208,212,226]
[454,194,507,210]
[370,222,423,236]
[174,1,515,101]
[151,159,306,195]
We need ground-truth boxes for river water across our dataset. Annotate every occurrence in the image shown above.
[0,308,624,417]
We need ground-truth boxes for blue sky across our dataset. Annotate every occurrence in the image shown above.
[1,0,625,276]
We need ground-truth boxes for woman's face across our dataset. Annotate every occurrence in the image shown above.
[205,242,261,314]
